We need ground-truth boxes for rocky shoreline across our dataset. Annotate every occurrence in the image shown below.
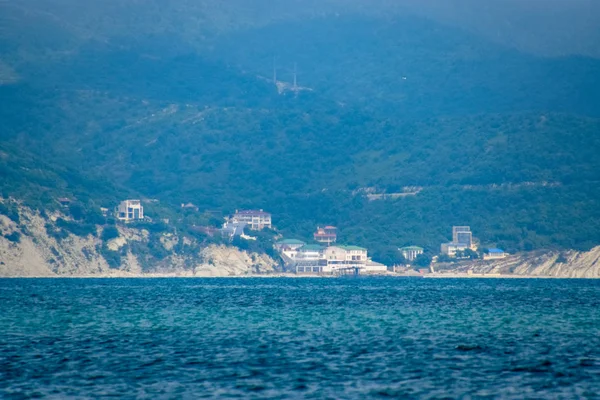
[1,204,599,279]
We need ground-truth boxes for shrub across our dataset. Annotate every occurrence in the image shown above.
[100,246,122,269]
[414,254,432,268]
[0,203,20,224]
[4,231,21,243]
[556,254,568,264]
[56,218,96,238]
[101,226,120,242]
[45,223,69,241]
[147,235,169,260]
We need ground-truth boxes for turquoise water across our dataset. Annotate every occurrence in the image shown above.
[0,278,599,399]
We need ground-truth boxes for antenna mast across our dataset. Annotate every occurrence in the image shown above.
[293,62,298,90]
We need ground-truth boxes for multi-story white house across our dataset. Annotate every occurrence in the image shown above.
[233,209,272,230]
[440,242,469,257]
[314,226,337,246]
[116,200,144,222]
[282,243,385,275]
[294,245,326,274]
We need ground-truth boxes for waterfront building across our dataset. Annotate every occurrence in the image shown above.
[483,248,507,260]
[116,200,144,222]
[275,239,306,261]
[314,226,338,246]
[295,244,326,274]
[288,244,385,275]
[400,246,424,262]
[321,245,368,273]
[233,209,272,230]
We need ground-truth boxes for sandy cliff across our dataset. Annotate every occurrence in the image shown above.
[0,205,277,277]
[456,247,600,278]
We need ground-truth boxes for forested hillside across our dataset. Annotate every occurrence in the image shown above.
[1,0,600,263]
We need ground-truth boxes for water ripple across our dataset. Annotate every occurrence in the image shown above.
[0,278,599,398]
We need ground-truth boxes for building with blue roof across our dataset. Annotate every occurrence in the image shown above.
[483,248,507,260]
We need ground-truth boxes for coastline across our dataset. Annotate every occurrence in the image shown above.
[1,273,598,279]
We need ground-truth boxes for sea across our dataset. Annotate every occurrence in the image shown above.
[0,278,599,399]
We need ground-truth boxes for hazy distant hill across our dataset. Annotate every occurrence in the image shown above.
[2,0,600,58]
[1,0,600,262]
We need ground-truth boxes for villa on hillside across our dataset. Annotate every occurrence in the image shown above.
[314,226,337,246]
[116,200,144,222]
[275,239,306,252]
[275,239,307,263]
[233,209,272,230]
[221,220,247,240]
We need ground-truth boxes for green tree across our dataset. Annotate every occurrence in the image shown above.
[464,249,479,260]
[437,254,453,263]
[414,254,432,268]
[101,226,120,242]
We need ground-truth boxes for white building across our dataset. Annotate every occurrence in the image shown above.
[321,245,368,273]
[274,239,306,261]
[286,244,386,275]
[233,209,272,230]
[116,200,144,222]
[400,246,424,262]
[441,242,469,257]
[294,245,326,274]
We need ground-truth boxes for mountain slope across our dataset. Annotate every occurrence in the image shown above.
[210,16,600,117]
[3,0,600,58]
[1,5,599,262]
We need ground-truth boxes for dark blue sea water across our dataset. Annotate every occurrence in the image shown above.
[1,278,599,399]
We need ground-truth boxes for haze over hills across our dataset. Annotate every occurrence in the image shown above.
[2,0,600,59]
[1,0,600,265]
